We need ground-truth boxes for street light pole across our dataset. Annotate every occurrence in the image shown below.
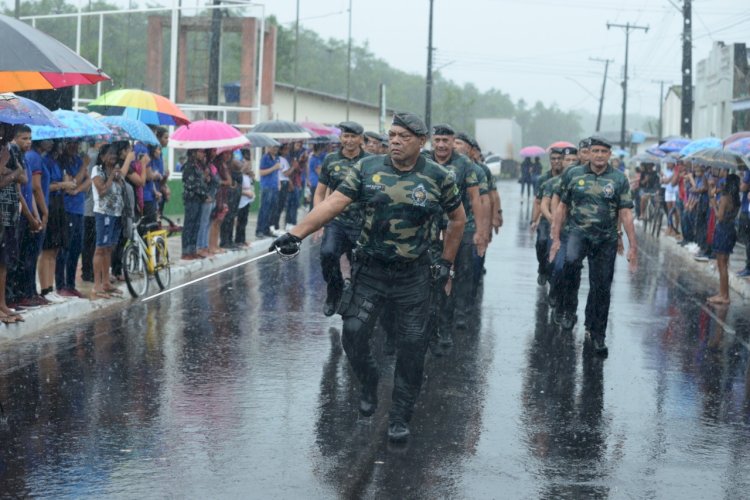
[607,21,648,149]
[425,0,434,132]
[345,0,352,120]
[590,57,614,133]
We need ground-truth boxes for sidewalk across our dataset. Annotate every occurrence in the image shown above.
[0,211,279,343]
[651,224,750,300]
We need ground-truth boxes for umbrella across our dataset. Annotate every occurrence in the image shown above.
[519,145,545,157]
[722,131,750,147]
[690,148,750,171]
[726,137,750,156]
[629,152,662,165]
[88,88,189,126]
[170,119,250,150]
[547,141,575,151]
[679,137,722,157]
[244,132,280,148]
[0,93,63,126]
[29,109,110,140]
[252,120,312,140]
[307,134,340,145]
[612,148,629,158]
[644,145,667,157]
[298,121,338,136]
[0,13,109,93]
[657,137,690,153]
[99,116,158,145]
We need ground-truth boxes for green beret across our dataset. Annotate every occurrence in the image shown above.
[364,130,381,141]
[338,121,364,135]
[432,123,455,136]
[588,135,612,149]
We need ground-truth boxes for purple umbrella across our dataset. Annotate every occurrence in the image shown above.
[726,137,750,156]
[645,145,667,157]
[657,137,690,153]
[0,93,63,126]
[519,145,546,157]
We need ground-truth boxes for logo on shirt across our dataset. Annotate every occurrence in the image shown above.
[447,170,457,182]
[603,183,615,198]
[334,165,341,172]
[372,174,382,183]
[578,179,585,186]
[411,184,428,207]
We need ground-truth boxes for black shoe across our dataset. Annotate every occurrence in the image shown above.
[387,420,410,442]
[559,312,577,331]
[359,388,378,417]
[323,298,337,317]
[263,231,275,237]
[592,336,608,357]
[537,273,547,286]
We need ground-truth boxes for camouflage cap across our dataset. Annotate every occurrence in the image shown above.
[338,121,364,135]
[392,112,428,136]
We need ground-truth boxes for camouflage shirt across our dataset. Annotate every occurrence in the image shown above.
[541,174,562,199]
[535,171,554,201]
[476,162,497,192]
[336,154,462,263]
[560,164,633,243]
[431,151,478,239]
[319,149,370,227]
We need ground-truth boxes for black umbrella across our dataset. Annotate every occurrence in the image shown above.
[245,132,280,148]
[0,13,109,93]
[252,120,312,140]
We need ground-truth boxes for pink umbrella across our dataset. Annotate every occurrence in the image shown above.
[520,145,546,157]
[547,141,575,151]
[299,121,338,136]
[723,131,750,147]
[169,119,250,150]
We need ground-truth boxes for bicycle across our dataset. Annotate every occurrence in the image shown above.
[642,191,663,238]
[122,217,172,298]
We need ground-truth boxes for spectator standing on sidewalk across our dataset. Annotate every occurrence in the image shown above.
[81,141,102,282]
[708,172,740,304]
[56,140,90,298]
[255,145,281,238]
[736,164,750,277]
[181,149,210,260]
[272,143,292,233]
[307,143,325,210]
[235,153,255,247]
[220,151,243,249]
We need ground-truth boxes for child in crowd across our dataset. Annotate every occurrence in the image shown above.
[708,172,740,305]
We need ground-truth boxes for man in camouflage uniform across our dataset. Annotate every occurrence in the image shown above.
[428,124,484,348]
[314,121,370,316]
[272,112,466,442]
[548,136,637,356]
[364,131,382,155]
[530,146,563,285]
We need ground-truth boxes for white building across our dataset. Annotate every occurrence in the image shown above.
[662,85,682,138]
[693,41,750,138]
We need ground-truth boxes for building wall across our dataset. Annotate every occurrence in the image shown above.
[694,42,736,138]
[662,90,682,138]
[273,86,392,132]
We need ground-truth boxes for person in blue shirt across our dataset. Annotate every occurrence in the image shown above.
[307,143,326,210]
[736,165,750,277]
[255,145,281,238]
[55,140,91,298]
[144,143,164,227]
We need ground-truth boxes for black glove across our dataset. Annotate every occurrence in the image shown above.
[431,258,454,289]
[270,232,302,259]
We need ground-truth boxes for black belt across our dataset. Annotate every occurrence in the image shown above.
[355,252,430,270]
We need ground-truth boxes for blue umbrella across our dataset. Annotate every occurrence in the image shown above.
[99,116,158,145]
[679,137,722,157]
[0,93,63,126]
[612,147,629,158]
[29,109,111,140]
[657,137,690,153]
[726,137,750,156]
[645,145,666,157]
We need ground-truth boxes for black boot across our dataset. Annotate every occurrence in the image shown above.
[359,386,378,417]
[387,420,410,442]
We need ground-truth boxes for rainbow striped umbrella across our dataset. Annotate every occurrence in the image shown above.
[88,88,189,126]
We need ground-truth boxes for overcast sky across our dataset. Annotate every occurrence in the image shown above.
[19,0,750,119]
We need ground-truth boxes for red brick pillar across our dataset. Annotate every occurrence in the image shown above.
[239,17,257,125]
[261,24,277,120]
[146,17,163,94]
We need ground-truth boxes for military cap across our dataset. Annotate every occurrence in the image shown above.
[579,138,592,149]
[589,135,612,149]
[380,134,389,146]
[432,123,455,136]
[561,146,578,155]
[549,147,565,155]
[456,132,476,147]
[392,112,428,136]
[338,121,364,135]
[364,130,381,141]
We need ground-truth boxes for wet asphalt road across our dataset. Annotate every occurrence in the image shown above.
[2,181,750,498]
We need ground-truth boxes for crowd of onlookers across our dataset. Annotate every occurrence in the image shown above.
[630,155,746,304]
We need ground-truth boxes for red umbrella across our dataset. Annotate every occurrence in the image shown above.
[547,141,575,151]
[298,121,338,136]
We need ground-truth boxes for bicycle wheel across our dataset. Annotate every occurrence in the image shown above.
[153,235,172,290]
[123,244,150,298]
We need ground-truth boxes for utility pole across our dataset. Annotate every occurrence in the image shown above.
[14,0,20,18]
[590,57,614,133]
[652,79,670,142]
[345,0,352,120]
[425,0,434,133]
[607,21,649,149]
[681,0,693,136]
[292,0,300,121]
[208,0,222,118]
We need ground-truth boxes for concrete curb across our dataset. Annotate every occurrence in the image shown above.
[0,237,276,344]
